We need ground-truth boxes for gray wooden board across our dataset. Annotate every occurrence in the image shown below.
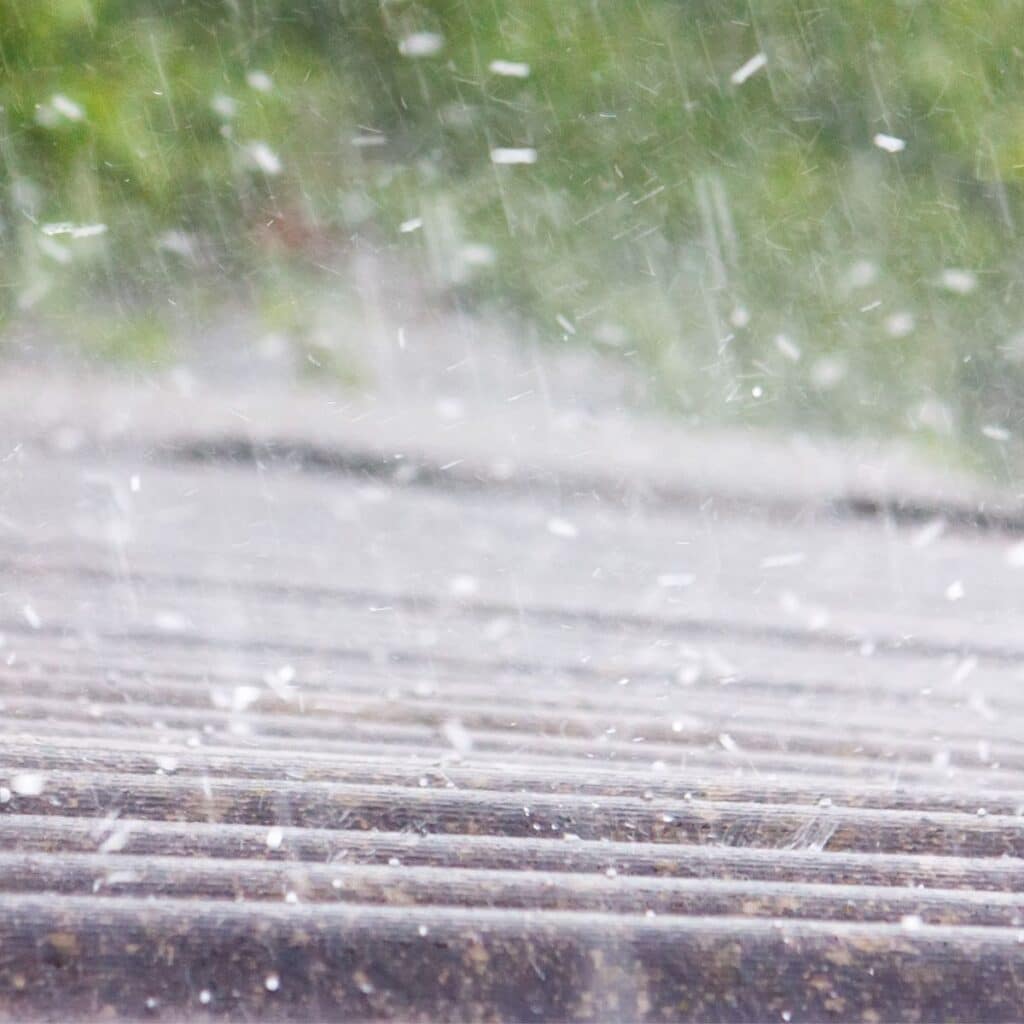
[1,374,1023,1021]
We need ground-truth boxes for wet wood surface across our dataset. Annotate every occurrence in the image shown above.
[1,376,1023,1020]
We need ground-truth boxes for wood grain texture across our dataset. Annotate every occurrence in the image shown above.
[1,424,1022,1021]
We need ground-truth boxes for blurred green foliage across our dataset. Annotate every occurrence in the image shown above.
[3,1,1024,465]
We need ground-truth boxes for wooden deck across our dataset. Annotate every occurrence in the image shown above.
[1,370,1023,1021]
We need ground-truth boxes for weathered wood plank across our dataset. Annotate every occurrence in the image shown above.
[3,771,1023,856]
[2,853,1022,926]
[4,896,1024,1022]
[1,738,1019,816]
[5,815,1024,892]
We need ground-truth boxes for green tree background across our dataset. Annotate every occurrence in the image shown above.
[3,1,1024,469]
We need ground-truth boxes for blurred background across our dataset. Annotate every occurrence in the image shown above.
[3,1,1024,476]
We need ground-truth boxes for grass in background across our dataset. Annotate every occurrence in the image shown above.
[3,1,1024,473]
